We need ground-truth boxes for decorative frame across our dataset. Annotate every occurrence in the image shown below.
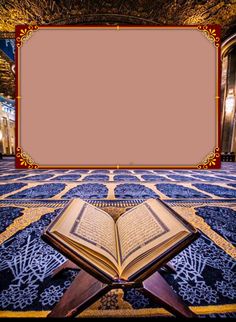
[15,25,221,169]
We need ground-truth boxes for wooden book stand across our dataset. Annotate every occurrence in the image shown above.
[43,199,200,318]
[48,260,197,318]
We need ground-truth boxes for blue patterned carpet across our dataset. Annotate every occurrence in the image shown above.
[0,158,235,318]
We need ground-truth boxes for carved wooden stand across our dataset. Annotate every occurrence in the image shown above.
[48,260,197,318]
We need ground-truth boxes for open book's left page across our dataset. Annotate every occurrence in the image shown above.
[49,199,118,268]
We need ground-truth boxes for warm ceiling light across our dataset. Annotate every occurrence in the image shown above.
[225,92,235,114]
[11,64,15,74]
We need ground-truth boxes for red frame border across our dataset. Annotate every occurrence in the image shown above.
[15,24,221,169]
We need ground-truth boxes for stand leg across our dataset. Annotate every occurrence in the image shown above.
[52,260,79,277]
[48,270,110,317]
[49,265,195,318]
[142,271,197,318]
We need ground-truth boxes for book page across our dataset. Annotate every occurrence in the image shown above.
[50,198,118,267]
[51,232,119,279]
[117,203,169,264]
[121,230,189,280]
[116,198,190,272]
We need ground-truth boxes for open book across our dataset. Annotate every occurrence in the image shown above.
[43,198,199,283]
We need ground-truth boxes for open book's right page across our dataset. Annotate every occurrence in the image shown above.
[116,198,191,279]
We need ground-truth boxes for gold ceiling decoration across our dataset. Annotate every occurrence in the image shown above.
[0,0,235,37]
[0,49,15,98]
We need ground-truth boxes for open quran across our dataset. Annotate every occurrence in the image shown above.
[43,198,199,283]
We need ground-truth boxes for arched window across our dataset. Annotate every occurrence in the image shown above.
[221,33,236,160]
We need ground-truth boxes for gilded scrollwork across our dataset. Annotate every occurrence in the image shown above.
[197,147,221,169]
[197,25,220,47]
[16,147,38,169]
[15,25,38,48]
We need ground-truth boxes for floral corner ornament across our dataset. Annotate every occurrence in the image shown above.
[15,25,38,48]
[16,147,38,169]
[197,25,220,47]
[197,147,221,169]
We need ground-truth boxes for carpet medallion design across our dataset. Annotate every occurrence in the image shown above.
[61,183,109,199]
[8,183,66,199]
[195,206,236,247]
[193,184,236,198]
[49,174,81,181]
[155,183,209,198]
[114,175,140,181]
[83,175,110,181]
[0,206,24,233]
[115,183,159,199]
[20,174,55,181]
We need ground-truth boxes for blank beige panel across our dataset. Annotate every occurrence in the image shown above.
[18,27,217,167]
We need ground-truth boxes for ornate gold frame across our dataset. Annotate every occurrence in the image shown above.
[15,25,221,169]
